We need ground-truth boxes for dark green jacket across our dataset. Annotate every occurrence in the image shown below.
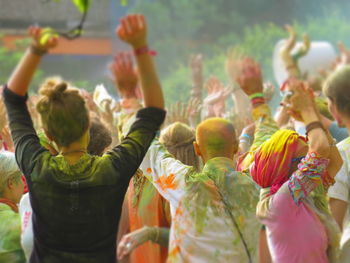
[4,86,165,263]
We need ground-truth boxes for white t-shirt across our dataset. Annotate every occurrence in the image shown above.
[328,137,350,245]
[19,193,33,262]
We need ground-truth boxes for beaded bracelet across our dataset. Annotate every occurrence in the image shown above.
[251,97,265,106]
[240,133,253,141]
[248,92,264,100]
[134,45,157,56]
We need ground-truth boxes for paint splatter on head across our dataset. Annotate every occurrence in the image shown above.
[196,118,237,160]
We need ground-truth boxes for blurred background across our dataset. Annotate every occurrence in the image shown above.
[1,0,350,107]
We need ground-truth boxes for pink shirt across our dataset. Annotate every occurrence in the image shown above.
[257,152,335,263]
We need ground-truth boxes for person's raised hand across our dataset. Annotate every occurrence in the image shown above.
[116,14,147,49]
[167,101,190,125]
[28,26,59,51]
[187,97,202,119]
[109,52,138,96]
[235,57,263,96]
[283,79,315,122]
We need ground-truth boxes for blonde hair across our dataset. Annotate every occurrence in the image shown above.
[36,77,89,147]
[160,122,200,171]
[0,151,21,196]
[323,66,350,117]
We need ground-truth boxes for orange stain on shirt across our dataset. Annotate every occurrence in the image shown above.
[156,173,178,191]
[175,206,183,216]
[146,167,152,173]
[169,246,181,258]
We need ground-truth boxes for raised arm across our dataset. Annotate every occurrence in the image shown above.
[107,14,166,179]
[235,58,279,171]
[285,80,343,203]
[4,27,58,175]
[8,27,58,96]
[116,14,164,109]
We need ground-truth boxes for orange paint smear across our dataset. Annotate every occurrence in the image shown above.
[156,173,178,191]
[169,246,181,258]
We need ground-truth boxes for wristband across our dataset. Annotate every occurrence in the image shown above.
[29,45,48,56]
[251,97,265,106]
[305,121,325,137]
[248,92,264,100]
[240,133,253,140]
[134,46,157,56]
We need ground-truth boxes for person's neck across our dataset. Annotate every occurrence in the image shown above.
[60,141,87,165]
[202,153,234,164]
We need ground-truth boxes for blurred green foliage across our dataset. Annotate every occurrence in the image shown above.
[0,37,43,91]
[130,1,350,106]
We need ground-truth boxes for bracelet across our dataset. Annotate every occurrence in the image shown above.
[240,133,253,140]
[305,121,325,137]
[251,97,265,106]
[248,92,264,100]
[134,46,157,57]
[29,45,48,56]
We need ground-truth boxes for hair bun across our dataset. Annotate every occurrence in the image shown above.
[40,81,67,101]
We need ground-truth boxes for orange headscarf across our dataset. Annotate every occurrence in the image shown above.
[250,130,305,195]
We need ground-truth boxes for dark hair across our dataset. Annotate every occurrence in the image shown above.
[323,66,350,117]
[36,78,89,147]
[87,118,112,156]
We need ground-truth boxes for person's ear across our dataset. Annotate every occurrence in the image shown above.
[6,177,14,190]
[193,141,202,157]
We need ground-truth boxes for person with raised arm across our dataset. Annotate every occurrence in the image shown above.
[3,14,165,263]
[236,57,342,263]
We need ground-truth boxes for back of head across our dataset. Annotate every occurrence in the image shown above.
[88,118,112,156]
[160,122,200,170]
[36,77,89,147]
[250,129,300,194]
[0,151,21,196]
[196,118,237,160]
[323,66,350,117]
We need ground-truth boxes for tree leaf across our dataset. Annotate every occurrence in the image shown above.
[120,0,128,6]
[71,0,90,13]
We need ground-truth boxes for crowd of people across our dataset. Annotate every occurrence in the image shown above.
[0,13,350,263]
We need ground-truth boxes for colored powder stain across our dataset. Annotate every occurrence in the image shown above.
[168,246,181,258]
[156,173,178,191]
[146,167,152,173]
[175,206,183,216]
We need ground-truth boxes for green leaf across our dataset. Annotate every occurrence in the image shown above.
[120,0,128,6]
[71,0,90,13]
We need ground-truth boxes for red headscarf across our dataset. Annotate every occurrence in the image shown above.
[250,129,305,195]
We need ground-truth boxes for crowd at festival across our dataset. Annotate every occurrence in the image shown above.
[1,13,350,263]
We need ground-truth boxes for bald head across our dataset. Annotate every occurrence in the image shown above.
[195,118,237,162]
